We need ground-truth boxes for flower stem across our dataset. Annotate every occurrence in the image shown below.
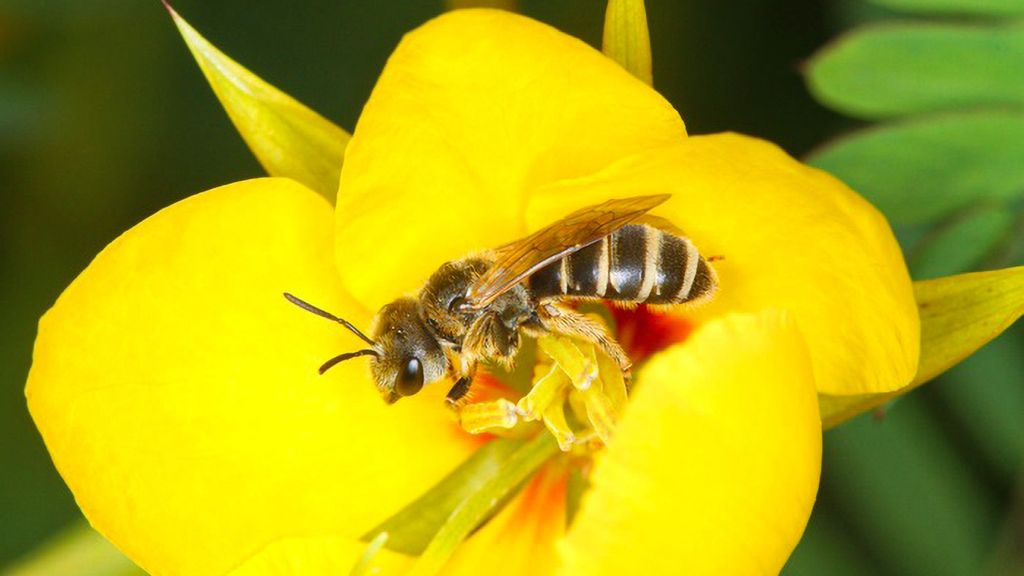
[407,433,560,576]
[348,532,389,576]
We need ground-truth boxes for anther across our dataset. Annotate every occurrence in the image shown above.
[596,350,628,415]
[537,335,598,391]
[542,398,576,452]
[577,385,615,445]
[458,398,519,434]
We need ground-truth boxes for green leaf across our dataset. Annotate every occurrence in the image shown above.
[870,0,1024,17]
[808,111,1024,225]
[821,402,996,576]
[1,522,144,576]
[935,326,1024,482]
[363,436,550,556]
[167,4,349,201]
[782,512,881,576]
[406,434,559,576]
[820,266,1024,428]
[807,22,1024,119]
[909,204,1014,279]
[602,0,653,85]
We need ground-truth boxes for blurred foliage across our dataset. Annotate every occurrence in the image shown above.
[868,0,1024,16]
[810,111,1024,227]
[808,22,1024,118]
[1,1,1021,575]
[805,6,1024,282]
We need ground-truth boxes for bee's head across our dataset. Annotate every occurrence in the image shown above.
[368,298,447,403]
[284,293,446,404]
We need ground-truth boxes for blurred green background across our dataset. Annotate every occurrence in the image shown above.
[1,1,1021,574]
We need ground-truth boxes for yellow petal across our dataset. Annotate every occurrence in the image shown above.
[335,9,686,311]
[226,535,411,576]
[526,134,920,396]
[26,179,477,576]
[559,311,821,576]
[169,5,350,201]
[603,0,653,85]
[820,266,1024,428]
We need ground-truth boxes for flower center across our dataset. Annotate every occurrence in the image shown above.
[456,304,693,451]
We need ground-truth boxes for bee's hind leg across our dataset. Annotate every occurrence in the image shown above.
[536,301,632,377]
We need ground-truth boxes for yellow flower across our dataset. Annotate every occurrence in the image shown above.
[26,9,919,576]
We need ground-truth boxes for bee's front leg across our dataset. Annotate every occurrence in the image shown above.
[445,374,473,407]
[446,354,521,434]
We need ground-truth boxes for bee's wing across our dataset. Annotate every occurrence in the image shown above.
[467,194,671,308]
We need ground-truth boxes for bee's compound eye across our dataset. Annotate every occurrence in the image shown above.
[395,357,424,397]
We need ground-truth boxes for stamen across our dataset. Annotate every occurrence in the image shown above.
[575,384,615,445]
[458,314,641,450]
[517,363,571,422]
[458,398,519,434]
[595,349,628,415]
[541,398,576,452]
[536,334,621,449]
[537,335,598,391]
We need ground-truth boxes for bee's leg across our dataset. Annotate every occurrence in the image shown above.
[449,359,521,434]
[536,301,631,376]
[446,375,473,407]
[463,310,518,364]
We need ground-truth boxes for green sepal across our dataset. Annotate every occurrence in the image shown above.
[602,0,653,85]
[166,4,350,202]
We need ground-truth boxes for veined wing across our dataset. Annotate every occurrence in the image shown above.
[467,194,671,309]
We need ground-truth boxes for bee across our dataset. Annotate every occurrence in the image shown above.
[285,194,717,406]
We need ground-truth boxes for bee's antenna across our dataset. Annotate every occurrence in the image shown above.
[319,349,379,374]
[283,292,377,347]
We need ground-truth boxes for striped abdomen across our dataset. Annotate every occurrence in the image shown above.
[528,224,716,305]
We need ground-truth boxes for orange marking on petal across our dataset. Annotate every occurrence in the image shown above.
[446,464,567,576]
[610,304,694,364]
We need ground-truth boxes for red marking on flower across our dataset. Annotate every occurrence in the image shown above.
[508,463,567,526]
[610,305,694,364]
[466,371,517,402]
